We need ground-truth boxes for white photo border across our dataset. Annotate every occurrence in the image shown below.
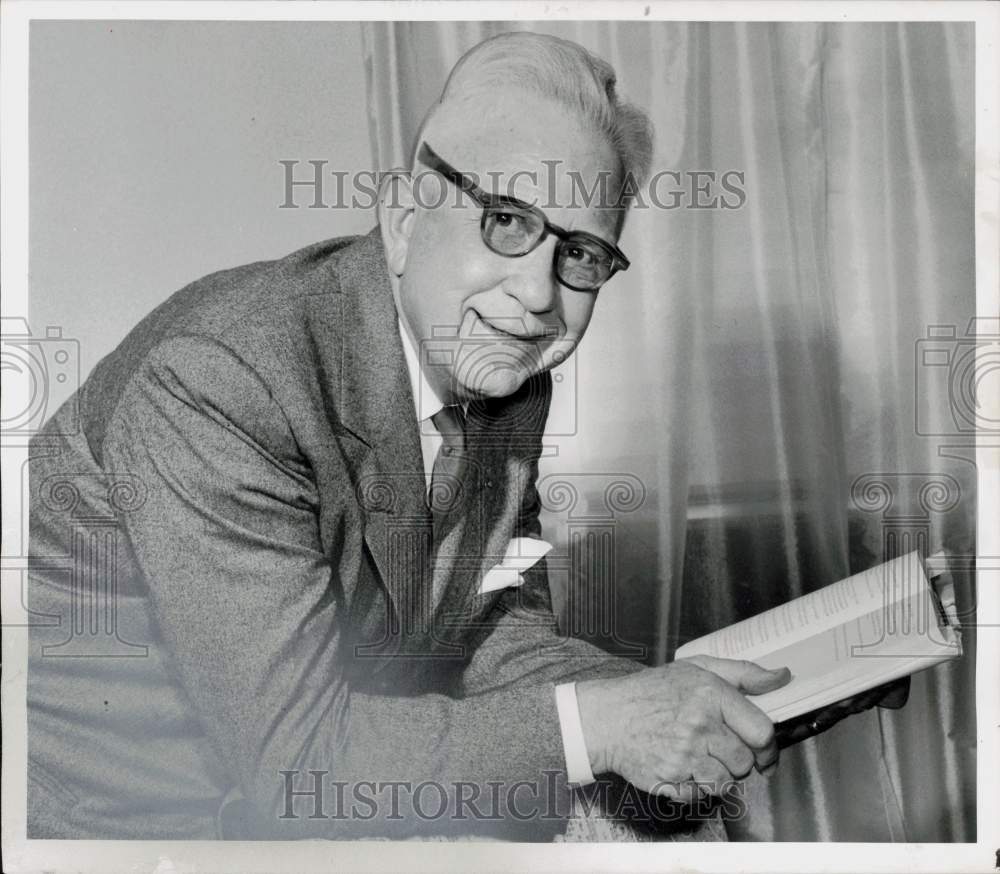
[2,2,997,872]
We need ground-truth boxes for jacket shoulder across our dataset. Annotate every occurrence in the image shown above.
[71,232,373,462]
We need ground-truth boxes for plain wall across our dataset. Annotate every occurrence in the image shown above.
[30,20,375,381]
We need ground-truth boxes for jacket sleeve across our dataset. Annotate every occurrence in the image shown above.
[101,335,577,839]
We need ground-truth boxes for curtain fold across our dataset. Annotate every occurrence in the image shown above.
[361,20,975,842]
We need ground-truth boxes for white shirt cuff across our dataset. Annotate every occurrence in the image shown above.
[555,682,596,786]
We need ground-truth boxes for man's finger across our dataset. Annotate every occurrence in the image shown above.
[691,755,734,797]
[754,736,779,772]
[707,726,756,780]
[652,780,701,806]
[717,684,777,751]
[684,656,791,695]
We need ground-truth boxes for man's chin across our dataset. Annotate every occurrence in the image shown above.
[456,367,531,401]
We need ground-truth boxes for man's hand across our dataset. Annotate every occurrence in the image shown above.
[575,656,791,804]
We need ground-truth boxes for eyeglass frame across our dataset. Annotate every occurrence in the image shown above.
[416,142,630,292]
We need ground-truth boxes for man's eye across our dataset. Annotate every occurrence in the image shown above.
[565,245,596,265]
[493,212,522,228]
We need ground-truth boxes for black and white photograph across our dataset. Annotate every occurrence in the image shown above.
[1,2,997,871]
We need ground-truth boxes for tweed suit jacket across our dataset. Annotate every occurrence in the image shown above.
[27,229,641,840]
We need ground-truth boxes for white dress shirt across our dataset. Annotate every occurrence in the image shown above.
[396,318,595,786]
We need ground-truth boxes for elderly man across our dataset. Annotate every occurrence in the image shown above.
[27,31,790,841]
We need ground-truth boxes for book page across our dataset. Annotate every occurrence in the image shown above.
[673,551,962,721]
[740,591,961,721]
[674,551,929,663]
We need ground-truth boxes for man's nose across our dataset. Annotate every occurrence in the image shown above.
[503,239,559,314]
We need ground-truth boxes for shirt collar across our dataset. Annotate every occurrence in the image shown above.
[397,317,446,423]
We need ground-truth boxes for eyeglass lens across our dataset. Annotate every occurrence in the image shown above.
[481,205,612,290]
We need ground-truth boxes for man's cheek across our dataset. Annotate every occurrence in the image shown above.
[563,299,597,339]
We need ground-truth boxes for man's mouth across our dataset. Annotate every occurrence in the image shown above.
[468,310,554,341]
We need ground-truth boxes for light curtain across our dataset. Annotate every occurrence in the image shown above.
[361,21,976,842]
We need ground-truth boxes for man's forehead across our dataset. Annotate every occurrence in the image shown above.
[424,92,622,226]
[428,92,616,179]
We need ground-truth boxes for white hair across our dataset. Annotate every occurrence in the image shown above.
[413,31,654,206]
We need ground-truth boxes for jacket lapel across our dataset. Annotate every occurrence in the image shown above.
[429,375,552,654]
[325,231,432,636]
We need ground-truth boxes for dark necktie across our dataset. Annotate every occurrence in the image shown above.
[429,404,467,534]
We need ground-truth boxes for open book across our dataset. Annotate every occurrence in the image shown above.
[673,551,962,723]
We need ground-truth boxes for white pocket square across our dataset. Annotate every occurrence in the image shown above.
[478,538,553,594]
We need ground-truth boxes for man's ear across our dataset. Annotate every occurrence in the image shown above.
[377,169,416,277]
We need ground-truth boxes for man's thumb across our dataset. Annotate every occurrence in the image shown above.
[687,655,791,693]
[739,663,792,694]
